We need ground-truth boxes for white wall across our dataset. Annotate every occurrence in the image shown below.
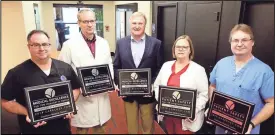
[1,2,30,80]
[22,1,44,34]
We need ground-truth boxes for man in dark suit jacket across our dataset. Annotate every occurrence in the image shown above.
[113,12,164,134]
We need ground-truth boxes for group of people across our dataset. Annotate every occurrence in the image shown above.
[1,9,274,134]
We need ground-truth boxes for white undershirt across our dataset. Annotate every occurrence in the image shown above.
[235,56,254,73]
[43,68,51,76]
[235,66,242,73]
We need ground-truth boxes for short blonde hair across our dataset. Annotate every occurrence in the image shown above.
[229,24,254,42]
[77,9,95,21]
[130,12,147,25]
[172,35,195,60]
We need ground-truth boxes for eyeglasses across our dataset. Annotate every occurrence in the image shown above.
[28,43,51,49]
[230,38,252,44]
[175,46,190,50]
[79,20,96,24]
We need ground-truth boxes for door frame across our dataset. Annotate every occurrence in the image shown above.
[154,2,178,40]
[239,1,274,23]
[115,3,138,42]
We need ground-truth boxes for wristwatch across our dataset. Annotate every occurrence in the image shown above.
[250,121,255,129]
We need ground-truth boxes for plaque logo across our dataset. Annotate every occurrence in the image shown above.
[172,91,181,100]
[225,100,235,110]
[45,88,55,98]
[91,69,99,76]
[130,72,138,80]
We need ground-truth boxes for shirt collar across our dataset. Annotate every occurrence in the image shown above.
[81,32,96,42]
[131,34,146,42]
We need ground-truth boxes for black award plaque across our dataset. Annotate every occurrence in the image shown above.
[24,81,77,124]
[158,85,197,120]
[118,68,151,96]
[207,90,255,134]
[76,64,115,96]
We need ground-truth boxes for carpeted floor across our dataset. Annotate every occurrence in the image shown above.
[71,91,165,134]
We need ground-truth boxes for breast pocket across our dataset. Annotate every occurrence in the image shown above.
[238,85,260,105]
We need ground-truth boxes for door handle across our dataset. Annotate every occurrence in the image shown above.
[214,12,220,21]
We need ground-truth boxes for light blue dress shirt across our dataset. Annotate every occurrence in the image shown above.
[131,35,146,68]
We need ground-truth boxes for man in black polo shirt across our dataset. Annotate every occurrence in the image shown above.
[1,30,81,134]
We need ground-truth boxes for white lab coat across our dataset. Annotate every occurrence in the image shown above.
[58,33,113,127]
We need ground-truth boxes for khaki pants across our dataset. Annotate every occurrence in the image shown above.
[76,123,107,134]
[124,100,154,134]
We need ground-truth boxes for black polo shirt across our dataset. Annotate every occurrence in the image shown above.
[1,59,81,134]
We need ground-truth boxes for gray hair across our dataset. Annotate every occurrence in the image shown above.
[130,12,147,25]
[77,9,96,21]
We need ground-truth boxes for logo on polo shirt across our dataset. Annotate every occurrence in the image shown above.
[45,88,55,98]
[172,91,181,100]
[225,100,235,110]
[60,75,67,81]
[130,72,138,80]
[91,69,99,76]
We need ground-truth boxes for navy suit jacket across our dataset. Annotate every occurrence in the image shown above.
[113,34,164,104]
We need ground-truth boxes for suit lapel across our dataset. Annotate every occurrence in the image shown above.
[138,35,152,68]
[125,36,136,68]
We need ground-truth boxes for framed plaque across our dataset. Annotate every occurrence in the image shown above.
[158,85,197,120]
[207,90,255,134]
[118,68,151,96]
[76,64,115,96]
[24,81,77,124]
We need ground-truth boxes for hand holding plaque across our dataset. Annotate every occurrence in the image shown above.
[143,84,154,97]
[206,90,255,134]
[118,68,152,96]
[24,81,77,124]
[26,115,47,128]
[63,112,75,119]
[157,85,197,120]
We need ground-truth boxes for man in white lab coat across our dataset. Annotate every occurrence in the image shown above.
[58,9,113,134]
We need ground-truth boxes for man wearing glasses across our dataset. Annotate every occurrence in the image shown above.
[1,30,81,134]
[209,24,274,134]
[58,9,113,134]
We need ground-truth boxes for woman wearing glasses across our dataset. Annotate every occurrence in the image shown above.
[154,35,209,134]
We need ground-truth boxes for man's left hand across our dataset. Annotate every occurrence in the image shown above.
[108,90,115,93]
[143,95,152,97]
[144,84,154,97]
[245,124,253,134]
[233,125,252,134]
[64,112,74,119]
